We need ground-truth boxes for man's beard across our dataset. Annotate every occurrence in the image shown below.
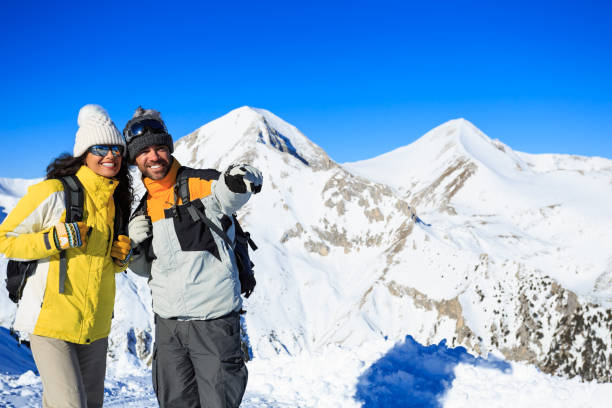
[143,158,171,180]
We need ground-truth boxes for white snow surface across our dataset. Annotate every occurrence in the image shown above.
[1,337,611,407]
[1,107,611,406]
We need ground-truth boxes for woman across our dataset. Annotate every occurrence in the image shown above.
[0,104,133,407]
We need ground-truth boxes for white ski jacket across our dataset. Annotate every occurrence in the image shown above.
[130,160,254,320]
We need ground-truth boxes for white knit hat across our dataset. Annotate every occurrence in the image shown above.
[73,104,126,157]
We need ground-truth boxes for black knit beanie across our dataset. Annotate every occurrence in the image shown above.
[123,107,174,163]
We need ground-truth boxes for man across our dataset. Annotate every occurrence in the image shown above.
[124,107,262,408]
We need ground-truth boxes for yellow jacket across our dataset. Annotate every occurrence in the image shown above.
[0,165,126,344]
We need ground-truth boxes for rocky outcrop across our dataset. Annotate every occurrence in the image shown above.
[410,158,477,215]
[377,255,612,383]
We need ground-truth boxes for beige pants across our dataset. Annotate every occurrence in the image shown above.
[30,335,108,408]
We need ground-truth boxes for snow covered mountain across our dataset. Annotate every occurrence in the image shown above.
[345,118,612,381]
[1,108,610,395]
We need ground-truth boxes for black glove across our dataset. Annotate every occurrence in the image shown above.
[224,164,263,194]
[240,272,256,298]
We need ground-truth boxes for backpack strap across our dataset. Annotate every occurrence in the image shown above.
[187,203,235,250]
[175,166,221,203]
[233,215,258,251]
[175,166,222,224]
[132,192,149,217]
[175,166,191,207]
[173,166,234,247]
[113,194,125,239]
[61,175,84,223]
[58,175,84,294]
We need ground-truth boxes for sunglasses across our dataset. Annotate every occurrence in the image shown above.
[89,145,124,157]
[125,119,167,143]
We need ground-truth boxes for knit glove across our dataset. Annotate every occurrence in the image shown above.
[111,235,132,266]
[53,222,89,250]
[224,164,263,194]
[128,215,153,246]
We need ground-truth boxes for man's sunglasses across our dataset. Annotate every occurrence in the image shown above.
[89,145,124,157]
[125,119,167,142]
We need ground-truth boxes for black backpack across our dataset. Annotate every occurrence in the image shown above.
[132,166,258,297]
[5,175,125,303]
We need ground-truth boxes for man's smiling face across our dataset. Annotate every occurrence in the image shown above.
[134,145,172,180]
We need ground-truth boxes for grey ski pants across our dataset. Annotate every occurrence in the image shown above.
[30,335,107,408]
[152,312,248,408]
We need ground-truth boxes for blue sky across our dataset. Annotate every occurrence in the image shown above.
[1,0,611,178]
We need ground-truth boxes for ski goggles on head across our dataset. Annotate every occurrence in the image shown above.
[125,119,167,143]
[88,144,124,157]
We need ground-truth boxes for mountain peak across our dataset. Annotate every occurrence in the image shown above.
[442,117,469,126]
[344,117,532,199]
[420,118,489,145]
[412,117,530,175]
[220,105,267,123]
[173,107,334,171]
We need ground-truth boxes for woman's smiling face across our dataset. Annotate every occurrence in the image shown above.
[84,147,122,178]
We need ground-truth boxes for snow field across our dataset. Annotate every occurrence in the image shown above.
[7,335,609,408]
[444,362,612,408]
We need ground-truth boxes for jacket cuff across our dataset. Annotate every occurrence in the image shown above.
[41,228,62,257]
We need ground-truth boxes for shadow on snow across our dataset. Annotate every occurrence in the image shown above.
[0,327,37,375]
[355,335,511,408]
[257,128,309,166]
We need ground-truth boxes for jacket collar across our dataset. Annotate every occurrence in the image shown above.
[143,158,182,196]
[76,165,119,208]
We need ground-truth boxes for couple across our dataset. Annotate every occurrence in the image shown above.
[0,104,262,407]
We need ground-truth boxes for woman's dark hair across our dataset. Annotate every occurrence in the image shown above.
[46,152,134,230]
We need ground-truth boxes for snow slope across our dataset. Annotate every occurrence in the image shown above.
[345,118,612,301]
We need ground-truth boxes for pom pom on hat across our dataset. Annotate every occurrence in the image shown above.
[74,104,126,157]
[130,106,163,120]
[77,104,111,127]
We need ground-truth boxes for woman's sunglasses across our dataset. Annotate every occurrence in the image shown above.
[89,145,124,157]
